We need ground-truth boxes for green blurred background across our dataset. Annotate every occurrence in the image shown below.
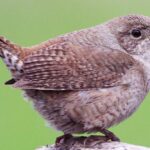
[0,0,150,149]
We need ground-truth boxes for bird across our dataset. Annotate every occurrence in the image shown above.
[0,14,150,143]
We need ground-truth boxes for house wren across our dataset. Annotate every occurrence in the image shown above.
[0,14,150,142]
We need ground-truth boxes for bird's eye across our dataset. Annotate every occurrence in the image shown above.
[131,29,142,38]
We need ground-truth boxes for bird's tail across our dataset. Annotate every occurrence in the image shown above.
[0,36,22,58]
[0,36,24,80]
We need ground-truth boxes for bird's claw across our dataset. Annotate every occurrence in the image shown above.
[100,128,120,142]
[55,134,73,145]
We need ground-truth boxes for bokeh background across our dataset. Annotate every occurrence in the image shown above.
[0,0,150,149]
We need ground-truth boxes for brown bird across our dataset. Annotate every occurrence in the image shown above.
[0,14,150,142]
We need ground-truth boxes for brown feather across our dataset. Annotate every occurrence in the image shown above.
[13,42,136,90]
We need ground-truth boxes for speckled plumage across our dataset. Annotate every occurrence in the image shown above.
[1,14,150,140]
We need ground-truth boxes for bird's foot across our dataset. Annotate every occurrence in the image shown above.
[100,128,120,142]
[83,135,108,146]
[55,134,73,145]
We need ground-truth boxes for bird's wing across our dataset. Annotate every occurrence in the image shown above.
[13,42,136,90]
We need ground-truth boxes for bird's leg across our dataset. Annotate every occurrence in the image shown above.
[56,134,73,145]
[99,128,120,141]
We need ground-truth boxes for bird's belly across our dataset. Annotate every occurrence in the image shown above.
[24,79,147,134]
[24,66,147,134]
[24,90,85,134]
[65,85,147,131]
[63,67,148,131]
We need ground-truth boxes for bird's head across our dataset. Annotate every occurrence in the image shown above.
[107,14,150,87]
[108,14,150,56]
